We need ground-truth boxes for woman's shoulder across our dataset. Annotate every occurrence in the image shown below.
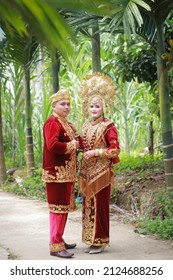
[103,118,114,126]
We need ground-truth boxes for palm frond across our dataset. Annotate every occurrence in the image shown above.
[107,0,151,38]
[136,10,157,51]
[145,0,173,24]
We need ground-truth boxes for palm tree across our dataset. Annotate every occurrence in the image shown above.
[5,29,39,174]
[51,49,60,93]
[0,38,7,184]
[0,79,7,184]
[0,0,115,61]
[107,0,173,189]
[0,0,115,182]
[92,18,101,71]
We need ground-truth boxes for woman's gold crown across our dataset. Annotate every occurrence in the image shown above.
[79,72,116,117]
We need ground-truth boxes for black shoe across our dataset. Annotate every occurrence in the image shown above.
[50,250,74,258]
[65,242,77,249]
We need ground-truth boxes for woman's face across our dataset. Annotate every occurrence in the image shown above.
[52,99,71,117]
[89,98,103,120]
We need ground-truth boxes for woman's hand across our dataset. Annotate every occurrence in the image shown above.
[83,150,95,160]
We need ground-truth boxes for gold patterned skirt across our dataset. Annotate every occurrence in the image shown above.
[82,184,111,246]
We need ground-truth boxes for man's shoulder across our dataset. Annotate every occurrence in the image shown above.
[45,114,59,123]
[44,115,61,128]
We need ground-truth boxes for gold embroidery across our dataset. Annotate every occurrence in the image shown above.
[79,120,115,198]
[53,113,75,140]
[82,196,109,246]
[65,141,76,154]
[55,157,76,182]
[42,170,56,181]
[94,121,113,147]
[49,203,76,213]
[80,157,111,185]
[42,155,76,183]
[49,242,65,252]
[93,237,109,245]
[82,197,95,244]
[48,187,76,213]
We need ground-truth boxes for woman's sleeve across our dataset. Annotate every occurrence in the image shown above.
[104,124,120,159]
[95,123,120,164]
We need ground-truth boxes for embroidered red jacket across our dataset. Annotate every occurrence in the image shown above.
[42,114,77,183]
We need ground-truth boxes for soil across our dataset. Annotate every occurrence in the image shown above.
[114,171,166,216]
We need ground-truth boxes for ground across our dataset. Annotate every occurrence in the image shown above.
[0,184,173,261]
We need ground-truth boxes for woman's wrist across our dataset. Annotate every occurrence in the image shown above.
[74,133,80,139]
[95,149,104,157]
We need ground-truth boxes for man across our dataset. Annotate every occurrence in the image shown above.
[42,89,79,258]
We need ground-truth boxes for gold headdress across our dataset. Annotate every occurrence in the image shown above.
[79,72,115,117]
[51,89,70,104]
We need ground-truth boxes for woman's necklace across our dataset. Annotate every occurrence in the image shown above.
[83,116,103,151]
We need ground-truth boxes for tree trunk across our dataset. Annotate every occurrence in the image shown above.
[24,67,35,175]
[51,49,60,93]
[92,18,101,72]
[0,80,7,185]
[148,120,154,155]
[157,24,173,189]
[123,96,130,156]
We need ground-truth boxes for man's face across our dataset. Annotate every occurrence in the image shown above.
[53,99,71,117]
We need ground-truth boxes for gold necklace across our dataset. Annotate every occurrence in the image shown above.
[91,115,103,126]
[83,118,103,151]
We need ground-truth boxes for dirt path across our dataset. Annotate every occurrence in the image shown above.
[0,188,173,260]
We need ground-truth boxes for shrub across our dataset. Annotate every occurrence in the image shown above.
[3,168,46,201]
[115,153,163,174]
[137,190,173,239]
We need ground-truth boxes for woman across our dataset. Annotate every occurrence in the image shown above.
[78,72,120,254]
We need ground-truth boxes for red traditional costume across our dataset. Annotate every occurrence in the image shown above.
[79,117,120,246]
[42,90,77,254]
[79,72,120,250]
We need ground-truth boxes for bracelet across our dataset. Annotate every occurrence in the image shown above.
[74,134,80,139]
[95,149,104,157]
[98,149,104,157]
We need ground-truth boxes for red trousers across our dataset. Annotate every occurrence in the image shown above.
[49,212,67,252]
[46,182,75,252]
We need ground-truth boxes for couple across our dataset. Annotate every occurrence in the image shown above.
[42,72,120,259]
